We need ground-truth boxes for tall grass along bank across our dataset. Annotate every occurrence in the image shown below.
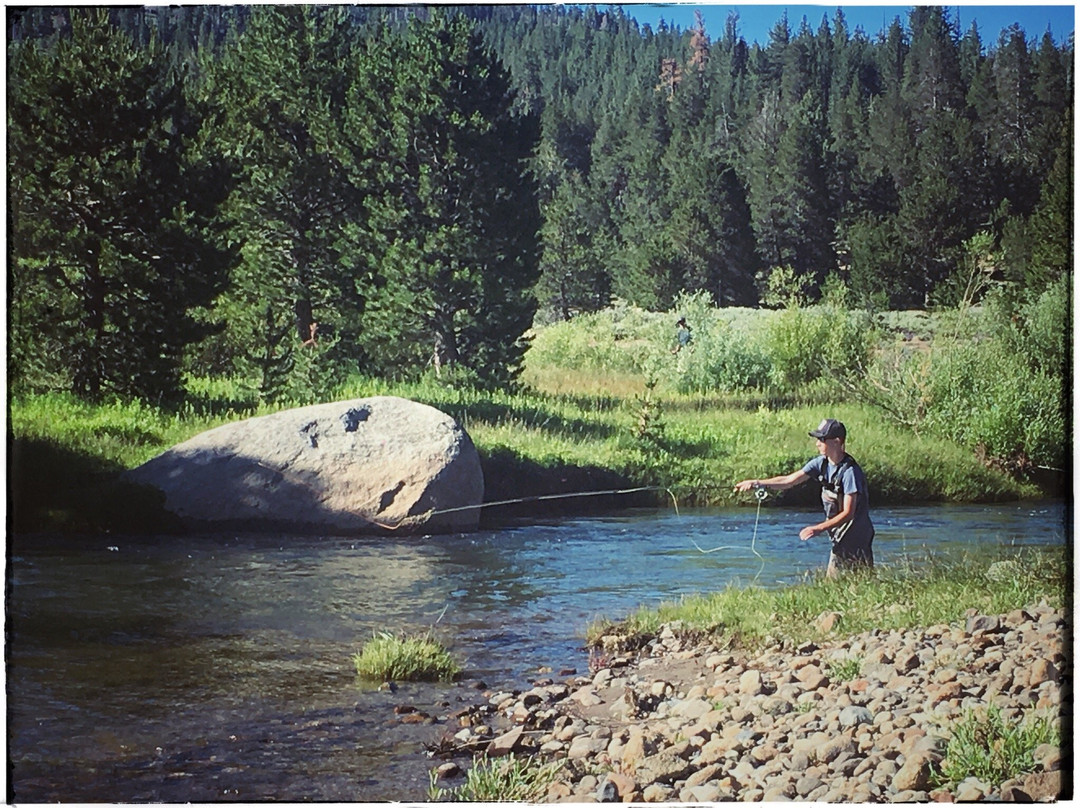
[10,298,1060,533]
[586,547,1065,651]
[10,379,1041,533]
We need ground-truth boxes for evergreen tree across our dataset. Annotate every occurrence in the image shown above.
[8,9,232,401]
[356,13,541,387]
[191,6,368,402]
[1030,31,1071,179]
[1025,115,1073,291]
[536,170,610,318]
[610,84,678,309]
[986,25,1042,214]
[744,86,833,292]
[9,1,1073,391]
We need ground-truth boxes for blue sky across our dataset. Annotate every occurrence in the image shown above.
[614,4,1075,46]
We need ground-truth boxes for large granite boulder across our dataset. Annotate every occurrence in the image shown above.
[125,396,484,534]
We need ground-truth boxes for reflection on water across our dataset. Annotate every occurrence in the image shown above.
[7,501,1067,801]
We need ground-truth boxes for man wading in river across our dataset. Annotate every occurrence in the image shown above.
[735,418,874,577]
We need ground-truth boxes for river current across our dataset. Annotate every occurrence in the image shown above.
[7,501,1068,801]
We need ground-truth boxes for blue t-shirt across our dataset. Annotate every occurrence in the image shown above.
[801,453,874,547]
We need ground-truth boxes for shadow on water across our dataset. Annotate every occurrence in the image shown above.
[8,437,184,534]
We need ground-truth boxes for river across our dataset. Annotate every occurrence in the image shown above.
[7,501,1068,802]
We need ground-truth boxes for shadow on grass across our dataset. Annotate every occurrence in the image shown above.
[177,391,260,420]
[477,447,660,525]
[8,436,184,535]
[411,395,622,443]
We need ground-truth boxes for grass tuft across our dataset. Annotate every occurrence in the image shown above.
[353,631,461,683]
[826,656,863,682]
[935,705,1060,789]
[427,754,564,802]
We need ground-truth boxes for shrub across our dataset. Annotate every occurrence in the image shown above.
[524,302,665,376]
[763,303,875,391]
[671,320,773,394]
[1012,274,1071,378]
[352,631,460,682]
[922,341,1066,472]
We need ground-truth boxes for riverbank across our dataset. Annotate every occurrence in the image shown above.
[426,600,1066,802]
[416,549,1068,802]
[9,382,1046,534]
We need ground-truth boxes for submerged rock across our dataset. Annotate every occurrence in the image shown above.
[125,396,484,533]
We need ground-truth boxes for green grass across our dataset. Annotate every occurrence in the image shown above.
[6,381,1039,532]
[7,302,1052,533]
[427,754,565,802]
[352,631,461,683]
[338,377,1036,507]
[935,705,1061,789]
[826,656,863,682]
[586,547,1066,650]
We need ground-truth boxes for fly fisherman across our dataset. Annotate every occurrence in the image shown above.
[734,418,874,577]
[672,316,692,353]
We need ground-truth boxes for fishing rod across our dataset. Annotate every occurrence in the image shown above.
[371,485,681,530]
[251,459,681,531]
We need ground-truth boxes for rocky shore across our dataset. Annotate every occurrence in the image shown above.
[425,601,1067,802]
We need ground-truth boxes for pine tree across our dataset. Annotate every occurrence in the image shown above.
[536,170,610,318]
[191,6,368,402]
[1026,115,1073,291]
[610,84,678,309]
[356,12,541,387]
[8,9,232,401]
[1030,31,1071,179]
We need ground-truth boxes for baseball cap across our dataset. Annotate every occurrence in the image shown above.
[809,418,846,440]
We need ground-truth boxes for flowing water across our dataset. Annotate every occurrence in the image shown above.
[7,501,1068,802]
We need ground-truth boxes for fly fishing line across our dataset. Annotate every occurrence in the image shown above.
[690,485,768,579]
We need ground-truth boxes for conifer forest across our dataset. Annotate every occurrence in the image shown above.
[7,5,1074,405]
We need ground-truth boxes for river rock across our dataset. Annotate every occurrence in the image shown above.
[1033,744,1061,771]
[439,601,1065,805]
[488,726,526,757]
[1021,770,1063,801]
[893,753,934,791]
[635,752,695,785]
[124,396,484,533]
[739,668,764,695]
[839,705,873,727]
[641,784,673,802]
[435,762,462,780]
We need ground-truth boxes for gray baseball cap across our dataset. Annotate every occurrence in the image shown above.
[809,418,846,440]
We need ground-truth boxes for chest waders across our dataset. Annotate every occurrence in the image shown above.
[814,455,855,544]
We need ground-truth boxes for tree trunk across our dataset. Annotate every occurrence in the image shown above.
[76,236,105,398]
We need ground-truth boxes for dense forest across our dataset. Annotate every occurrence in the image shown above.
[7,5,1073,406]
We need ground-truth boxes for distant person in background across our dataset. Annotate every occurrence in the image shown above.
[672,316,692,353]
[734,418,874,577]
